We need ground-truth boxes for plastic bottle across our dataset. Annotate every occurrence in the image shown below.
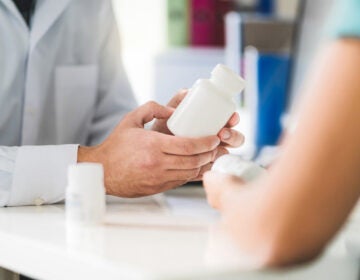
[167,64,246,138]
[212,154,266,182]
[66,163,106,226]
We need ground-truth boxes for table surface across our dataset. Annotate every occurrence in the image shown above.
[0,186,359,280]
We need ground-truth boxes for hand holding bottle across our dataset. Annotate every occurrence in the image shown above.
[152,88,245,148]
[77,101,221,197]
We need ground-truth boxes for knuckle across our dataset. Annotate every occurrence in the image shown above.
[146,100,157,107]
[143,101,156,114]
[141,154,158,169]
[145,101,159,110]
[122,111,133,122]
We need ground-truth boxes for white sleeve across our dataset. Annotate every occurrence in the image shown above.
[87,0,137,146]
[6,145,78,207]
[0,147,18,206]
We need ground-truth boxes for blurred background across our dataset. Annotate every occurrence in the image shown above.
[112,0,335,160]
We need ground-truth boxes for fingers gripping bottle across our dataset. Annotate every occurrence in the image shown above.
[167,64,246,137]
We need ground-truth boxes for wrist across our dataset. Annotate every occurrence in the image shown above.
[77,145,98,163]
[77,145,113,195]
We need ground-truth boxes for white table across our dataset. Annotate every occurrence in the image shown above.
[0,187,359,280]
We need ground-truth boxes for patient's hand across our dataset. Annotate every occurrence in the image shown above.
[152,89,245,149]
[203,171,245,209]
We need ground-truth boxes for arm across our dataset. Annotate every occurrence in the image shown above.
[0,1,125,207]
[0,147,17,206]
[204,39,360,267]
[0,145,78,207]
[2,101,221,206]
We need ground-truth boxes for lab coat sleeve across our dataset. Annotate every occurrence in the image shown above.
[0,147,17,206]
[87,0,138,146]
[3,145,78,207]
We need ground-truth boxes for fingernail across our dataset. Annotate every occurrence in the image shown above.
[221,130,231,140]
[234,114,240,125]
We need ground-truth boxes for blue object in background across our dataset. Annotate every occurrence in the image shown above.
[257,0,274,15]
[255,54,291,149]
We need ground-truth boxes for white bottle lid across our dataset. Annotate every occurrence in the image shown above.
[212,154,266,182]
[211,64,246,96]
[67,163,104,193]
[66,163,105,226]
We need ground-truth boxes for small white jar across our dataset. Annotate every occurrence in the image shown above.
[66,163,106,226]
[212,154,266,182]
[167,64,246,138]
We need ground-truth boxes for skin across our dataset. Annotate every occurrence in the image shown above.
[78,90,244,197]
[204,39,360,267]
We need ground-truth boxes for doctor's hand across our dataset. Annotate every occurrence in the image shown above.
[77,101,222,197]
[152,89,245,149]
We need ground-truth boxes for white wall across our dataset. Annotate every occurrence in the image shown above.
[112,0,167,105]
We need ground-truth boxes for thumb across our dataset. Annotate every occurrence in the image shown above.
[167,89,188,108]
[131,101,174,127]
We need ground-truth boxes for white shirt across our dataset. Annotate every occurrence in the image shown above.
[0,0,137,206]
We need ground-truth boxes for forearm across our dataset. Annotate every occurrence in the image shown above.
[221,40,360,266]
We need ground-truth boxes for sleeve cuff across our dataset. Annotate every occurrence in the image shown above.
[8,145,78,206]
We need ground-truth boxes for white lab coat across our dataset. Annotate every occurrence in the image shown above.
[0,0,137,206]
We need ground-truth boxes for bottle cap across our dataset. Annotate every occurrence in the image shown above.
[212,154,266,182]
[211,64,246,96]
[67,163,104,192]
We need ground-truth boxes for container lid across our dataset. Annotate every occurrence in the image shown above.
[67,163,104,192]
[211,64,246,96]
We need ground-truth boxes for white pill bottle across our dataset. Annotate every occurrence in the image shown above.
[167,64,246,137]
[66,163,106,226]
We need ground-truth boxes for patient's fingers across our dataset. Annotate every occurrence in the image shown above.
[203,171,244,209]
